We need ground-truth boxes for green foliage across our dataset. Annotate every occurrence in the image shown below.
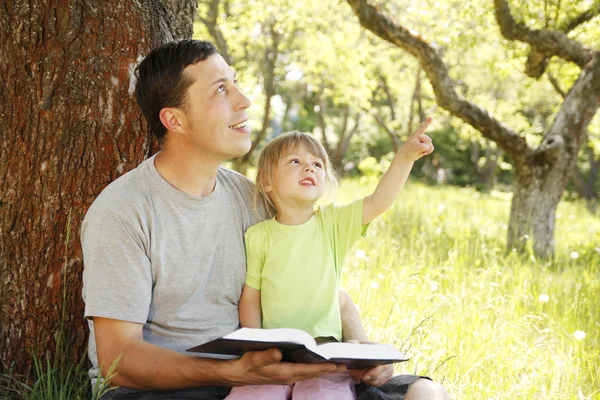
[337,179,600,399]
[195,0,600,200]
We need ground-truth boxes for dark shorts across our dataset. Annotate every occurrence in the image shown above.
[101,375,429,400]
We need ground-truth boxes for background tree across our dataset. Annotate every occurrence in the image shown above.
[0,0,196,373]
[345,0,600,258]
[196,0,382,174]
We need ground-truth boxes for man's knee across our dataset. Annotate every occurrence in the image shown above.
[405,378,450,400]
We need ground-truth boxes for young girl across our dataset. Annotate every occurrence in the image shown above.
[227,118,434,399]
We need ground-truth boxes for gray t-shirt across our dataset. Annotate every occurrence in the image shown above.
[81,155,262,382]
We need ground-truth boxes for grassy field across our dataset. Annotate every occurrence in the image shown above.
[337,179,600,399]
[2,180,598,399]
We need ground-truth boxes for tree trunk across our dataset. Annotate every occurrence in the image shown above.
[235,19,280,172]
[316,88,332,154]
[0,0,196,374]
[508,136,581,258]
[333,110,360,175]
[470,140,501,192]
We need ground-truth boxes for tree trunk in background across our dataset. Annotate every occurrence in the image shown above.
[0,0,196,374]
[470,140,501,192]
[234,19,280,173]
[316,88,332,155]
[508,128,586,258]
[333,112,360,175]
[572,147,599,214]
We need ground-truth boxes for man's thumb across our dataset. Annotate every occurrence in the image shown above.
[250,348,282,367]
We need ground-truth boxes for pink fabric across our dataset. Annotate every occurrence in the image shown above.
[226,372,356,400]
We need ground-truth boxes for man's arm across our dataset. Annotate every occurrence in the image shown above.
[94,317,344,390]
[362,118,434,225]
[239,284,262,328]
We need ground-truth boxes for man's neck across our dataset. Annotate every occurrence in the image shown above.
[154,145,222,198]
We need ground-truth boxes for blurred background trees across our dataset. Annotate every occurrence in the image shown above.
[196,0,600,257]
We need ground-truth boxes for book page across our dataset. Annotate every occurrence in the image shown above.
[224,328,317,348]
[314,342,406,361]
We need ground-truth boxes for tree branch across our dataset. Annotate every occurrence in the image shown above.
[198,0,233,65]
[494,0,594,69]
[547,72,566,99]
[559,2,600,32]
[371,112,399,152]
[346,0,532,165]
[525,0,599,78]
[540,55,600,156]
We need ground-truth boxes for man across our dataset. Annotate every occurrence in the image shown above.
[81,39,449,399]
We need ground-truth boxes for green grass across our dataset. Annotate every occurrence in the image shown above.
[2,180,598,399]
[337,179,600,399]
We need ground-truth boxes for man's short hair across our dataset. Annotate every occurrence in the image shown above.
[135,40,218,142]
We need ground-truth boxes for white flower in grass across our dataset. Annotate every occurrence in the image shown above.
[538,294,549,303]
[574,330,586,340]
[437,203,446,213]
[377,273,385,280]
[355,249,366,259]
[570,252,579,259]
[370,281,379,289]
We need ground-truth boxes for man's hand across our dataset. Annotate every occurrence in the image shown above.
[347,340,394,387]
[349,364,394,387]
[228,348,346,386]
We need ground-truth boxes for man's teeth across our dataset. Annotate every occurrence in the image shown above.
[229,122,247,129]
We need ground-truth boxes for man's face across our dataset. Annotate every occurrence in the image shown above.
[178,54,252,160]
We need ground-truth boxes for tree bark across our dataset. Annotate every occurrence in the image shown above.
[0,0,196,374]
[345,0,600,258]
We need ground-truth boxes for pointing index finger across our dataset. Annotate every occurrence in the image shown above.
[410,117,433,140]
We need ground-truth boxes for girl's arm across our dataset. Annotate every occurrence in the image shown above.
[362,117,434,225]
[239,284,262,328]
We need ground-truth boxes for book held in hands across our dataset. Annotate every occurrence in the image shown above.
[187,327,409,369]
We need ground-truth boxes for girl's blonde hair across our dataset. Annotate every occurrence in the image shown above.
[255,131,337,218]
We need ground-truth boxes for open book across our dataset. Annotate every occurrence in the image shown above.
[187,328,409,369]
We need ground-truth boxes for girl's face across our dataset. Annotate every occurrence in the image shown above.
[265,144,327,210]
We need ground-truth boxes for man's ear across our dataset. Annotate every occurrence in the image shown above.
[159,107,186,135]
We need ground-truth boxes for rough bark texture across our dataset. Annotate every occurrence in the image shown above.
[346,0,600,258]
[0,0,195,373]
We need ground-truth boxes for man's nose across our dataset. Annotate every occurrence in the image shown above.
[233,86,251,110]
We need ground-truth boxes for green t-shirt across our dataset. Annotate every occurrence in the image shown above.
[244,199,367,341]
